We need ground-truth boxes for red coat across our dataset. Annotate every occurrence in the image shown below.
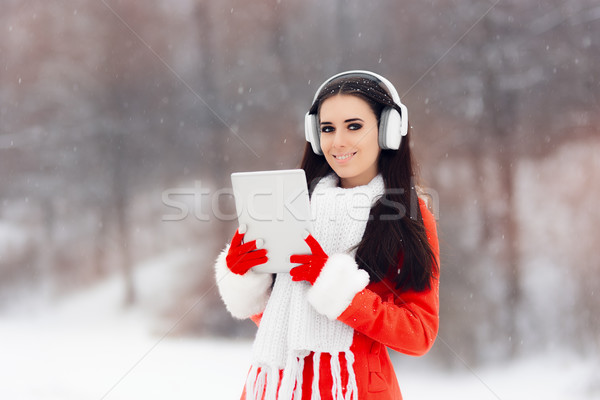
[241,201,440,400]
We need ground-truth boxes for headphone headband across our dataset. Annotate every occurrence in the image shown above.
[311,70,402,106]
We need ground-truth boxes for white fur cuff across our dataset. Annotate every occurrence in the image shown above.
[214,245,273,319]
[306,253,370,320]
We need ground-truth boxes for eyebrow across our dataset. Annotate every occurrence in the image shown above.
[320,118,364,125]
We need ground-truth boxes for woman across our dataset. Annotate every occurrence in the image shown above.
[215,70,440,399]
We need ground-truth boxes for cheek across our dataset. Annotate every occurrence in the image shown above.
[319,135,332,151]
[364,134,381,162]
[361,128,380,152]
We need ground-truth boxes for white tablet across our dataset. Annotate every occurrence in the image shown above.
[231,169,313,274]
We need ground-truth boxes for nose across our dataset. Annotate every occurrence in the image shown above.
[332,130,348,149]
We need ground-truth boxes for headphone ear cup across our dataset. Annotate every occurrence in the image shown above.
[378,107,402,150]
[399,102,408,137]
[304,113,323,155]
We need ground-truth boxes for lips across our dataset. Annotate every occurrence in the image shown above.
[332,151,357,161]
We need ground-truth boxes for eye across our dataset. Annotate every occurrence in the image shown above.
[321,125,335,133]
[348,123,363,131]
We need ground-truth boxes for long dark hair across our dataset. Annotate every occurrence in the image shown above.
[300,76,438,292]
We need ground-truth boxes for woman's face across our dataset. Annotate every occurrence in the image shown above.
[319,94,381,188]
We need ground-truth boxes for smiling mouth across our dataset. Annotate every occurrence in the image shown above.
[333,152,357,160]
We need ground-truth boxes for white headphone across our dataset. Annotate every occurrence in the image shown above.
[304,70,408,155]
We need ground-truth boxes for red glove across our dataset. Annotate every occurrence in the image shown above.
[290,234,328,284]
[226,228,268,275]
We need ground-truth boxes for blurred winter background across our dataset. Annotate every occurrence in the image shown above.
[1,0,599,399]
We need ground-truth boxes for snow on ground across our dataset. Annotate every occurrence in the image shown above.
[398,352,599,400]
[1,250,598,400]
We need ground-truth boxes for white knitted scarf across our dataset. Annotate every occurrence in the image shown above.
[245,173,385,400]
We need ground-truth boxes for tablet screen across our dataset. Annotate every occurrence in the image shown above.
[231,169,313,274]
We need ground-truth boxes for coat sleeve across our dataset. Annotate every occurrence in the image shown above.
[250,313,263,326]
[214,244,273,320]
[338,202,440,356]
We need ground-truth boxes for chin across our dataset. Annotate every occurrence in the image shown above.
[330,166,351,177]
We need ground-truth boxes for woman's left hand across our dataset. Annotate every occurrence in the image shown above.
[289,234,328,284]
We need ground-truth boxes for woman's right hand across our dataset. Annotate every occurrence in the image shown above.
[226,226,268,275]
